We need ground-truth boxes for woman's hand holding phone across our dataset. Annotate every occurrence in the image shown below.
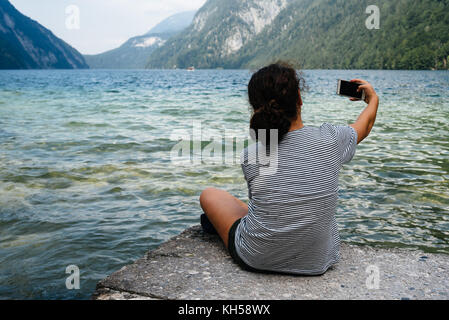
[350,79,378,104]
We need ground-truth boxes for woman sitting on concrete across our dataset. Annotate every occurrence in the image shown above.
[200,62,379,275]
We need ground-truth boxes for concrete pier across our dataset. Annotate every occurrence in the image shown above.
[93,226,448,300]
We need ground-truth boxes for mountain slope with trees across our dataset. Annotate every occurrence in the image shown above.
[0,0,88,69]
[146,0,289,69]
[147,0,449,70]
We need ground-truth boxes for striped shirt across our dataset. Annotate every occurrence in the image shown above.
[235,123,358,275]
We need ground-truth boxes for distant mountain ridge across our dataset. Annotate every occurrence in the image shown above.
[0,0,88,69]
[146,0,449,70]
[148,11,197,34]
[84,11,196,69]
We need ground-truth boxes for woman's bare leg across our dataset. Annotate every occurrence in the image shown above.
[199,187,248,248]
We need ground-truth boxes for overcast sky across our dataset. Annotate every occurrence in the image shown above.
[9,0,206,55]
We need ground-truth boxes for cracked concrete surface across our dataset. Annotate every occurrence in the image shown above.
[92,226,449,300]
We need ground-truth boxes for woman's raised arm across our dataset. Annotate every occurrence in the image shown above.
[349,79,379,144]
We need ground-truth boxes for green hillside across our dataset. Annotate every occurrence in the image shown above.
[147,0,449,70]
[236,0,449,70]
[0,0,88,69]
[146,0,289,69]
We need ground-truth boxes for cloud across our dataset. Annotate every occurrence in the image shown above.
[9,0,207,54]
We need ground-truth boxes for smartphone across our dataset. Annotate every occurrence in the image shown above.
[337,80,365,100]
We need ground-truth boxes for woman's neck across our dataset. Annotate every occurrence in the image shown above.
[289,115,304,132]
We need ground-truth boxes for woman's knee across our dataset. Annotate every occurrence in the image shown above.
[199,187,220,209]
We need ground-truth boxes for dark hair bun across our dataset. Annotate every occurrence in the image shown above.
[250,103,291,146]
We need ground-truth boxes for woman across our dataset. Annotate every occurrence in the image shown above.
[200,63,379,275]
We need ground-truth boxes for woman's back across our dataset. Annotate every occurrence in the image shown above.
[235,123,358,275]
[200,62,378,276]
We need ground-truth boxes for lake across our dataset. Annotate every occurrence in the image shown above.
[0,69,448,299]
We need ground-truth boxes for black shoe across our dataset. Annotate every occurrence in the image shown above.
[201,214,218,235]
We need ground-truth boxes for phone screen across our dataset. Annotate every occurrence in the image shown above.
[339,80,363,99]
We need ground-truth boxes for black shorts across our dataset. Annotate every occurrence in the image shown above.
[228,218,262,273]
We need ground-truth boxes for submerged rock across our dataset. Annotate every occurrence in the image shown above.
[93,226,449,300]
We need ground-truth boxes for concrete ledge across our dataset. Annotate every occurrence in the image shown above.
[92,226,449,300]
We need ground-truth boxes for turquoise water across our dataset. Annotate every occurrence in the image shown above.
[0,69,448,299]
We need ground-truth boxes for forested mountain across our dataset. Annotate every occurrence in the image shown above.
[146,0,449,70]
[146,0,289,69]
[84,11,196,69]
[0,0,88,69]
